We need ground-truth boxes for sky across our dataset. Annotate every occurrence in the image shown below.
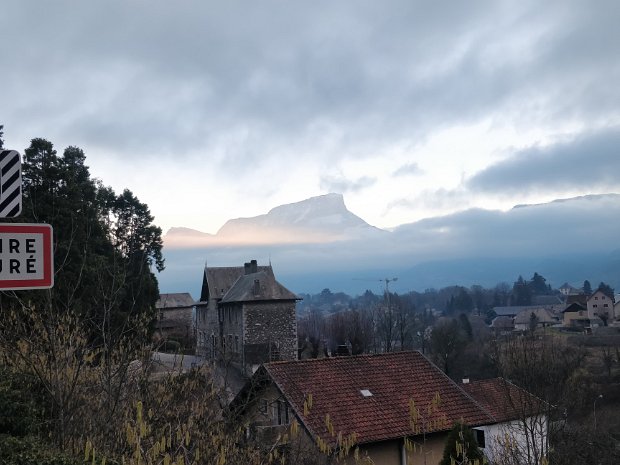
[1,0,619,237]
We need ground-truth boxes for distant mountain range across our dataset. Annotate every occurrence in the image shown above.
[165,193,385,246]
[160,193,620,297]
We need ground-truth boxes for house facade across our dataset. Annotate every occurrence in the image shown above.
[154,293,195,348]
[230,351,547,465]
[513,307,558,332]
[562,302,590,328]
[196,260,299,375]
[587,290,615,324]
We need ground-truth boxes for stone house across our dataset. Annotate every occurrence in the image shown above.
[229,351,547,465]
[196,260,299,375]
[155,293,196,348]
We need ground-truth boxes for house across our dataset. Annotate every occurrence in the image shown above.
[155,293,196,348]
[562,302,590,328]
[513,308,557,332]
[461,378,548,465]
[490,315,515,335]
[587,289,615,325]
[566,294,588,306]
[558,283,580,296]
[229,351,547,465]
[196,260,275,358]
[196,259,300,375]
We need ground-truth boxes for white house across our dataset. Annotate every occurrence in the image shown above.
[587,290,614,324]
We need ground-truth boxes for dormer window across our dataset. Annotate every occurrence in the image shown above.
[253,279,260,296]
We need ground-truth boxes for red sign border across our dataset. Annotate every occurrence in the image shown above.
[0,223,54,290]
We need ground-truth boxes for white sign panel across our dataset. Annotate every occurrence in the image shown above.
[0,223,53,290]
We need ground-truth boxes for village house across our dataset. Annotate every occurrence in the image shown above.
[155,293,196,349]
[561,302,590,329]
[513,307,558,332]
[587,289,615,324]
[229,351,547,465]
[558,282,580,296]
[195,260,299,375]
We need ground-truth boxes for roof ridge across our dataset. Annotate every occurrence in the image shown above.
[416,352,496,425]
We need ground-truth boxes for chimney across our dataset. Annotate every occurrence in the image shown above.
[462,377,470,384]
[250,259,258,273]
[244,262,251,275]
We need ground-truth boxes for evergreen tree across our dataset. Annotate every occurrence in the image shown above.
[0,124,4,148]
[11,138,164,349]
[512,275,532,305]
[583,280,592,295]
[440,422,485,465]
[529,272,549,295]
[597,282,614,300]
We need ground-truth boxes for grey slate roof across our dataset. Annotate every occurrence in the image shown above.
[532,295,563,305]
[200,265,274,301]
[220,270,300,303]
[156,293,195,309]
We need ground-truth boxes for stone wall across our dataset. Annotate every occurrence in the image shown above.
[156,307,194,342]
[243,301,297,362]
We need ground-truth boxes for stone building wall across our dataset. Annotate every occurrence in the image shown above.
[156,307,194,341]
[220,303,244,361]
[243,301,297,362]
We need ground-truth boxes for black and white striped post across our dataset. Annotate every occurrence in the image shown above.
[0,150,22,218]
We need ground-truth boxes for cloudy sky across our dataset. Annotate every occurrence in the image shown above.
[2,0,619,236]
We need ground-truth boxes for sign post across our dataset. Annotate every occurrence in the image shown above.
[0,223,54,290]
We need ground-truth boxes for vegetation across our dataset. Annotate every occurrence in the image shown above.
[1,128,619,463]
[439,423,485,465]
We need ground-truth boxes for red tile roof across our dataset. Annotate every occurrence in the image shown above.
[461,378,544,423]
[263,351,494,445]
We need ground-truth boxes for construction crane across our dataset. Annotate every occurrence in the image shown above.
[353,277,398,295]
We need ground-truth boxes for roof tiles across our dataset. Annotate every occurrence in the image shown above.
[264,351,494,445]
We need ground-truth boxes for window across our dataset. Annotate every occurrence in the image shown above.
[235,335,239,353]
[259,399,268,414]
[595,296,598,300]
[593,304,598,308]
[604,304,609,308]
[228,334,232,351]
[473,429,486,448]
[276,400,289,425]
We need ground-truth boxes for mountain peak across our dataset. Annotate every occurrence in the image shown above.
[267,193,347,216]
[215,192,383,242]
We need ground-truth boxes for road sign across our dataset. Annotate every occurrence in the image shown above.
[0,223,54,290]
[0,150,22,217]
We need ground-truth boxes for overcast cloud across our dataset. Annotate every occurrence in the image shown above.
[1,0,619,234]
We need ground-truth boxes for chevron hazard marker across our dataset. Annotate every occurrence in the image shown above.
[0,150,22,218]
